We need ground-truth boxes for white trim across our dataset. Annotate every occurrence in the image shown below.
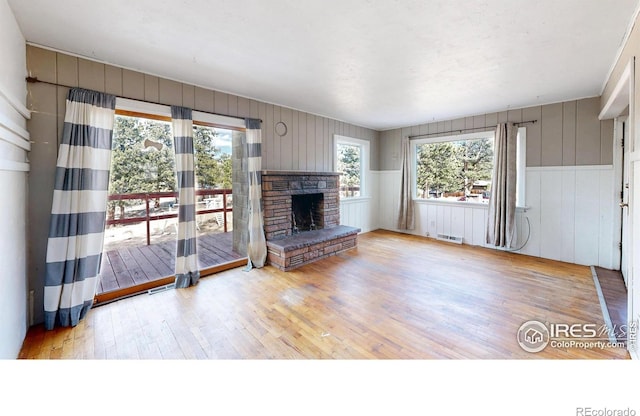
[115,97,246,129]
[600,3,640,95]
[414,199,489,209]
[516,126,527,207]
[413,198,529,212]
[0,117,30,151]
[526,165,613,172]
[0,160,29,172]
[340,196,372,204]
[600,59,632,120]
[612,117,626,271]
[0,111,30,143]
[377,169,402,175]
[0,84,30,120]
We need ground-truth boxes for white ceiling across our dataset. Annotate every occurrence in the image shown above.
[8,0,640,130]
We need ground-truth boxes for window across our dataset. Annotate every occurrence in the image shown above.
[106,108,240,252]
[335,135,369,198]
[413,127,526,206]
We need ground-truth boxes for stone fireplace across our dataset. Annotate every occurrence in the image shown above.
[262,170,360,271]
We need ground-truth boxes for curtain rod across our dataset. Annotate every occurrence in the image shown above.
[408,119,537,140]
[25,76,262,123]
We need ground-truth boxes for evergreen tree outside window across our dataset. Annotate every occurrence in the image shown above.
[109,115,176,219]
[335,135,369,199]
[193,125,232,190]
[413,132,494,203]
[412,128,526,206]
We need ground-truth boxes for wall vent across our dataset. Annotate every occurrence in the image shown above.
[148,284,175,295]
[436,234,463,244]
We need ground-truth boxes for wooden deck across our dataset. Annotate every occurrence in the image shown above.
[97,232,243,296]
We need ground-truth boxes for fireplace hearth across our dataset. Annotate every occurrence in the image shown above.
[262,170,360,271]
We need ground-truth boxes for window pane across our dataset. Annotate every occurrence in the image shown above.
[110,115,175,196]
[193,125,232,190]
[337,143,361,198]
[192,125,234,236]
[416,137,493,203]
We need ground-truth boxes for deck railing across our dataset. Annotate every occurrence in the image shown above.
[107,189,232,246]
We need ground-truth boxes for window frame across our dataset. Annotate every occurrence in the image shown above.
[411,127,526,207]
[334,134,370,200]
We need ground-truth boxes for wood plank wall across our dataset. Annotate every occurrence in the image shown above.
[25,44,379,326]
[378,98,613,170]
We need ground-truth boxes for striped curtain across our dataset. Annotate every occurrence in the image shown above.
[244,118,267,270]
[171,106,200,288]
[43,88,116,330]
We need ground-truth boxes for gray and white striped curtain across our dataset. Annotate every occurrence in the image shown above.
[486,122,518,248]
[43,88,116,330]
[244,118,267,270]
[171,106,200,288]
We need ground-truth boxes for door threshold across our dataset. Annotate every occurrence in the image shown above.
[93,258,247,306]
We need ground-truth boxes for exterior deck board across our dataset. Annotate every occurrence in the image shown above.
[98,232,240,295]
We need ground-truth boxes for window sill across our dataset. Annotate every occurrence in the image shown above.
[413,198,529,212]
[340,196,372,203]
[414,198,490,209]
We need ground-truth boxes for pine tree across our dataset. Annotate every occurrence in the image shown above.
[193,125,232,189]
[337,144,361,196]
[416,138,493,199]
[108,116,233,220]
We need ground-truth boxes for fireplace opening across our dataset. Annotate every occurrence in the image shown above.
[291,193,324,233]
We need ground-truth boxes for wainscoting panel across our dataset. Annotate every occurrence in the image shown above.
[339,172,380,233]
[523,166,615,268]
[377,166,616,268]
[560,170,577,264]
[375,171,401,231]
[340,198,376,233]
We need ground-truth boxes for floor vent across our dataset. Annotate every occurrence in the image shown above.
[148,283,175,295]
[436,234,463,244]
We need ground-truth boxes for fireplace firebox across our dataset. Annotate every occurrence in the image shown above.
[291,193,324,233]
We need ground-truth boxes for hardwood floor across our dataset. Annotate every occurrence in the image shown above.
[19,230,630,359]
